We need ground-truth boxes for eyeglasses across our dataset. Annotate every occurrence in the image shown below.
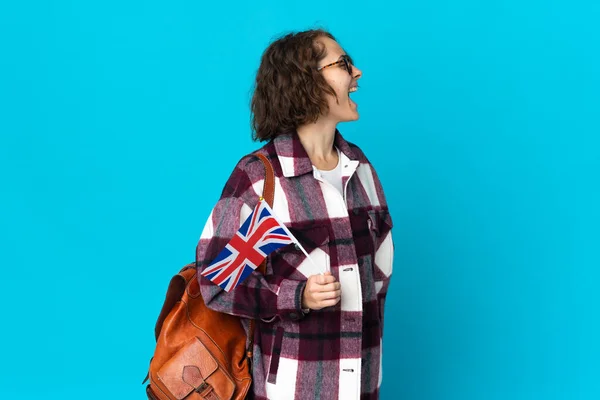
[317,55,353,76]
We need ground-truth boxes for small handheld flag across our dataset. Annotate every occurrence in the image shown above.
[201,199,304,292]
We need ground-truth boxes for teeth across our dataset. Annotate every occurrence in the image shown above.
[348,87,358,93]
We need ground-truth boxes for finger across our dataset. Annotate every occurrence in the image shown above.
[323,289,341,300]
[318,275,337,285]
[320,271,335,282]
[307,278,328,292]
[309,274,325,286]
[315,290,341,301]
[320,298,341,308]
[315,274,326,285]
[315,282,340,293]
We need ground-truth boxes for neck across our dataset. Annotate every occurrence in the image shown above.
[296,119,338,166]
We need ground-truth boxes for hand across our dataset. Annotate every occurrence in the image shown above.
[301,271,341,311]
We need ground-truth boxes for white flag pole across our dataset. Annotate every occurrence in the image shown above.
[260,199,325,274]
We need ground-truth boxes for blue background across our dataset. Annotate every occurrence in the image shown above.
[1,1,598,399]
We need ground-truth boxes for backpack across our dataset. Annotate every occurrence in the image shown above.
[144,153,274,400]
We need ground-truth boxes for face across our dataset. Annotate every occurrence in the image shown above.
[317,36,363,123]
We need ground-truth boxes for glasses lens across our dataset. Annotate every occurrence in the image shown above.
[343,56,352,76]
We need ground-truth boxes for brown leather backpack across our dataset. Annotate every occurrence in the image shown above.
[144,153,274,400]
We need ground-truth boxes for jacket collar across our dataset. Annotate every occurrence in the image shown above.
[273,129,358,178]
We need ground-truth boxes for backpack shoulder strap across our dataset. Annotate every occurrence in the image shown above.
[254,153,275,275]
[247,153,275,361]
[254,153,275,209]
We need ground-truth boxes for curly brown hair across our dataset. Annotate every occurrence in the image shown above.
[251,29,338,142]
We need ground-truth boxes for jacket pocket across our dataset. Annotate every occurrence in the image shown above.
[367,209,393,239]
[267,327,285,384]
[368,210,394,279]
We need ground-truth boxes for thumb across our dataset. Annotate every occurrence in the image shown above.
[316,272,328,285]
[318,271,332,284]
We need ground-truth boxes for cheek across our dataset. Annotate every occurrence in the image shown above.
[333,78,349,95]
[325,75,350,97]
[327,80,350,105]
[322,74,352,114]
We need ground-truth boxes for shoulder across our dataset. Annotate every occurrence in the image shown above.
[220,141,276,203]
[235,140,279,182]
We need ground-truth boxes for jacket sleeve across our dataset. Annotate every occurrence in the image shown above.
[368,162,394,338]
[374,227,393,337]
[196,157,308,323]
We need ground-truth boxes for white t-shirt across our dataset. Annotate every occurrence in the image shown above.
[316,147,343,196]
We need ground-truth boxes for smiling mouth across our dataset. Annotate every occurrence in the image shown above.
[348,85,359,108]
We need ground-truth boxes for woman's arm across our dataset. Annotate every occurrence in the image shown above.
[196,158,308,323]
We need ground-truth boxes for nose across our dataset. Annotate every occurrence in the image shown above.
[352,64,362,80]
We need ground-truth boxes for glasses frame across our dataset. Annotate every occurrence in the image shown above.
[317,55,353,76]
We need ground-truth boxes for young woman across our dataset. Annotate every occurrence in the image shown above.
[196,29,394,400]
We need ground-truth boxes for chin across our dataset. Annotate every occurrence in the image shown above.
[344,112,360,122]
[334,109,360,123]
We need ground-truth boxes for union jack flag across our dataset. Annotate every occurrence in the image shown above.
[201,200,295,292]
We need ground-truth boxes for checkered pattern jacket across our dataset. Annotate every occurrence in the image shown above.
[196,131,394,400]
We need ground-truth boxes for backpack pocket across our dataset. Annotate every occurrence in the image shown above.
[157,336,236,399]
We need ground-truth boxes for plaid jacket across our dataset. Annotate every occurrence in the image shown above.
[196,131,394,400]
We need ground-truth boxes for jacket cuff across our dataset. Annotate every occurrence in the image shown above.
[277,279,307,321]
